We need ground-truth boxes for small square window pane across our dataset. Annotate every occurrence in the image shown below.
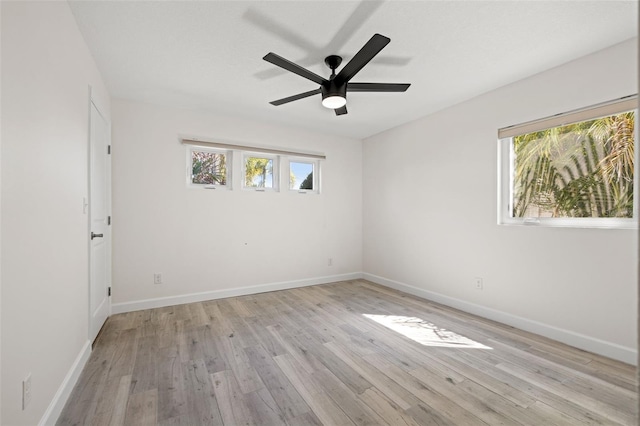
[290,161,314,190]
[191,150,226,185]
[245,157,274,188]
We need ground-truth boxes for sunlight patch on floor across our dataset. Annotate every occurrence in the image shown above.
[363,314,492,349]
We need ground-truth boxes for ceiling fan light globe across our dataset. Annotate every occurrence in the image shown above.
[322,96,347,109]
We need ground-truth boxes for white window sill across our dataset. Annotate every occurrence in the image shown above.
[499,217,637,230]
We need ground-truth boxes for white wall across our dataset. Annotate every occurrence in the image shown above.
[111,100,362,310]
[1,2,110,425]
[363,38,638,364]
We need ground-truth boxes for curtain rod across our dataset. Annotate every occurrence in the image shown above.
[498,95,637,139]
[181,138,326,160]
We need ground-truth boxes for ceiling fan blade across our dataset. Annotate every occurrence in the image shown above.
[270,88,322,106]
[335,33,390,84]
[335,106,348,116]
[263,53,327,85]
[348,82,410,92]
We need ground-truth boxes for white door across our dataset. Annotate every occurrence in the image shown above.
[89,100,111,342]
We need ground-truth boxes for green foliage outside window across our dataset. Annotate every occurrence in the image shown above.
[513,111,634,218]
[300,172,313,190]
[192,151,226,185]
[245,157,273,188]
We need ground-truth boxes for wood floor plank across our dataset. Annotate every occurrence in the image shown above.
[157,414,191,426]
[527,400,595,426]
[156,319,183,351]
[455,378,556,426]
[358,387,422,426]
[244,387,288,425]
[266,323,325,374]
[310,367,386,426]
[58,280,637,426]
[216,333,266,394]
[408,367,523,426]
[228,295,259,316]
[131,335,159,394]
[201,302,233,339]
[425,349,539,408]
[211,369,255,426]
[182,359,223,425]
[200,328,229,374]
[273,354,356,426]
[89,374,131,426]
[108,375,132,426]
[289,330,372,394]
[243,315,288,356]
[405,402,455,425]
[481,337,636,413]
[286,411,324,426]
[558,355,635,392]
[107,328,139,380]
[187,302,210,327]
[175,320,193,363]
[156,345,187,422]
[339,324,422,371]
[323,340,420,410]
[123,388,157,425]
[217,299,260,348]
[446,349,617,425]
[496,360,635,424]
[363,353,490,425]
[244,344,313,420]
[228,296,255,317]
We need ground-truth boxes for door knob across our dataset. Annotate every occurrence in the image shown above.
[91,232,104,240]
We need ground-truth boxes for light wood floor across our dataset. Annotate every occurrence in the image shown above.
[57,280,637,425]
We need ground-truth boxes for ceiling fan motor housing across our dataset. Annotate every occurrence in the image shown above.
[321,79,347,102]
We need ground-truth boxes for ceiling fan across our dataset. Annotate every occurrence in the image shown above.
[263,34,410,116]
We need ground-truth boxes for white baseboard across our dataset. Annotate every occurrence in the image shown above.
[363,273,637,365]
[112,272,363,314]
[39,340,92,426]
[110,270,636,365]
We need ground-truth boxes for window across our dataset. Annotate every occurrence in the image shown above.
[289,160,316,192]
[244,154,278,191]
[499,96,637,228]
[181,138,324,194]
[189,147,228,188]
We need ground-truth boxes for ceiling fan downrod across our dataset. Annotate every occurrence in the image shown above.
[324,55,342,79]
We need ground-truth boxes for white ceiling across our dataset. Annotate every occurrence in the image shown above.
[69,1,638,140]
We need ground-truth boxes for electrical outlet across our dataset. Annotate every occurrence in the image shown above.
[154,273,163,285]
[475,277,483,290]
[23,373,32,410]
[328,258,333,266]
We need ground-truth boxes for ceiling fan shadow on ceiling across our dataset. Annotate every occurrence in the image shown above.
[263,33,410,116]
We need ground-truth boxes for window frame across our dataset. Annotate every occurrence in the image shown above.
[187,145,231,190]
[182,138,325,195]
[287,157,320,194]
[242,152,279,192]
[498,98,638,229]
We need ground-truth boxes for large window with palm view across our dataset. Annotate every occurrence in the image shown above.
[499,96,637,228]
